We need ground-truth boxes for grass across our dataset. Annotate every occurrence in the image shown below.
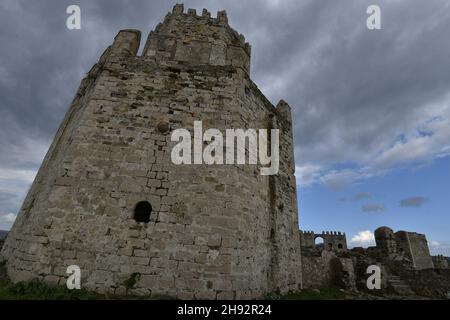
[0,279,178,300]
[0,279,105,300]
[0,262,175,300]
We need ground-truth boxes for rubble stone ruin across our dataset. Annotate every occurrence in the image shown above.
[375,227,434,270]
[300,226,450,297]
[0,4,302,299]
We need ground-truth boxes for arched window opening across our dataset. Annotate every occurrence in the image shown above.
[133,201,152,223]
[314,236,324,249]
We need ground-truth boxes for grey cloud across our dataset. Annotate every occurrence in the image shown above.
[0,189,21,215]
[362,203,386,213]
[0,191,17,205]
[400,196,427,208]
[336,192,371,203]
[0,0,450,221]
[354,192,371,201]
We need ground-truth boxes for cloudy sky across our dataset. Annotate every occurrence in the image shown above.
[0,0,449,255]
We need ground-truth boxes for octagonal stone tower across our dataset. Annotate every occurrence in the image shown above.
[1,4,302,299]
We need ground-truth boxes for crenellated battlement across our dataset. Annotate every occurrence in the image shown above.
[144,4,251,73]
[299,229,347,251]
[320,231,345,235]
[100,4,252,75]
[299,230,345,235]
[171,4,228,25]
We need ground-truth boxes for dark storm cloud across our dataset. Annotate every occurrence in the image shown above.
[1,0,450,218]
[400,196,427,208]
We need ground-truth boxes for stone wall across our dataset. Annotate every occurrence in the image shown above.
[0,4,301,299]
[374,226,435,270]
[301,249,333,289]
[432,255,449,269]
[301,248,355,290]
[395,231,434,270]
[395,267,450,298]
[299,230,347,252]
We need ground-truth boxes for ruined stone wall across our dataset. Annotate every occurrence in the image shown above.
[395,268,450,298]
[301,248,355,290]
[301,249,334,289]
[395,231,434,270]
[1,5,301,299]
[375,226,397,255]
[432,255,449,269]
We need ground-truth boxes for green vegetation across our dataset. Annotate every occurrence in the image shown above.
[0,279,177,300]
[0,279,103,300]
[0,260,103,299]
[123,272,140,290]
[266,287,348,300]
[0,263,174,300]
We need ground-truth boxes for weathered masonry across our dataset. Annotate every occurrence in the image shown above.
[299,230,347,252]
[0,4,302,299]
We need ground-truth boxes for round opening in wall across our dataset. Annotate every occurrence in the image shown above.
[157,122,170,133]
[133,201,152,223]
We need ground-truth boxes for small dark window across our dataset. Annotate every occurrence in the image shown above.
[338,243,343,249]
[328,243,333,249]
[133,201,152,223]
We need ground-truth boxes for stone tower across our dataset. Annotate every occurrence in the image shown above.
[374,226,397,255]
[1,4,302,299]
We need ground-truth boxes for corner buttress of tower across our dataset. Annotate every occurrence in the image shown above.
[276,100,293,123]
[108,29,142,58]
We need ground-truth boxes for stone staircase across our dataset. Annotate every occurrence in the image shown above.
[387,275,415,296]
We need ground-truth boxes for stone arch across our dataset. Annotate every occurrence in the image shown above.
[314,236,324,248]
